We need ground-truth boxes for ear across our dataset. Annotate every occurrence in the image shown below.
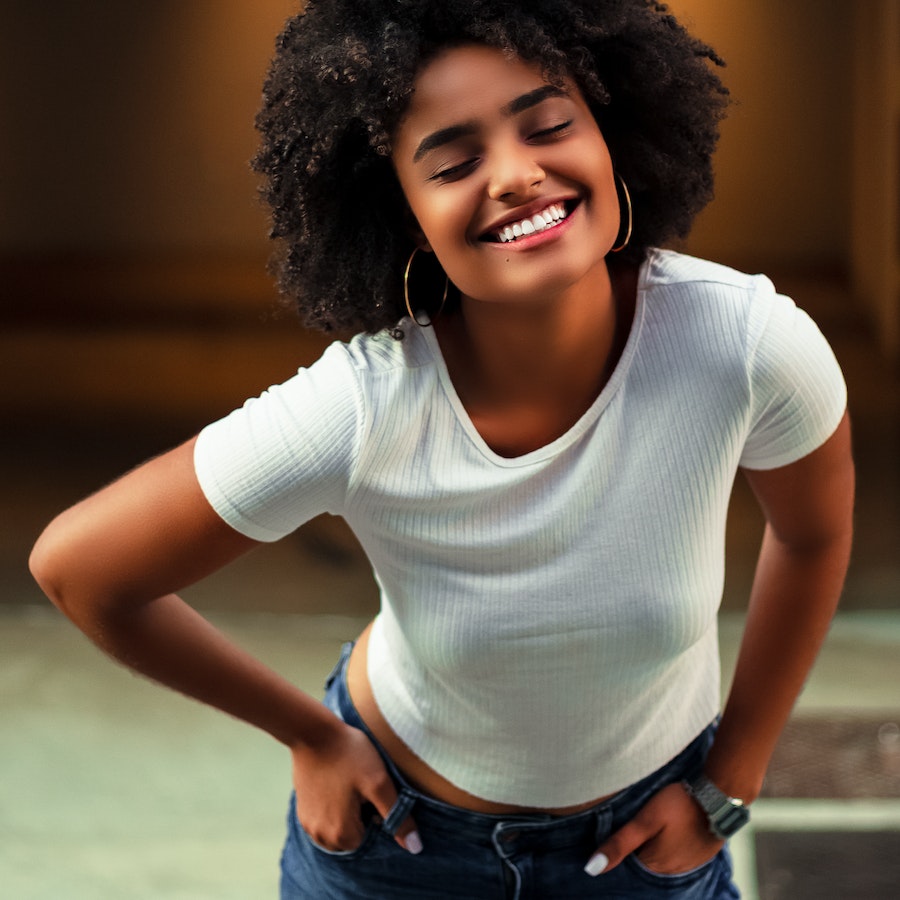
[403,205,433,252]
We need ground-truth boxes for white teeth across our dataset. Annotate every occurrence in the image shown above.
[495,203,569,243]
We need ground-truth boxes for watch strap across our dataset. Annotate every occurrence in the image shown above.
[683,774,750,839]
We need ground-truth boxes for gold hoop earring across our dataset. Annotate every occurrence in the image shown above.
[610,173,633,253]
[404,247,448,326]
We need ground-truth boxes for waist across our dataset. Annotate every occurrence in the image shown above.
[346,626,606,814]
[338,631,713,817]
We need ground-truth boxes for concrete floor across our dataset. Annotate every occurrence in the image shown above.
[1,608,898,899]
[2,271,899,898]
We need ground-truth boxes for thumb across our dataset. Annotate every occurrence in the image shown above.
[366,775,423,855]
[585,819,653,877]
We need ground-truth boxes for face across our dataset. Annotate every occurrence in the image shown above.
[391,44,621,308]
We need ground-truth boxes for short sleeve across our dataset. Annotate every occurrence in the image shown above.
[193,342,364,541]
[739,289,847,470]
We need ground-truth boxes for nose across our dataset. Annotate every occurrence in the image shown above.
[486,143,545,202]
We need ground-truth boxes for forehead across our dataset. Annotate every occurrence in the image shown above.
[394,44,577,141]
[411,43,551,104]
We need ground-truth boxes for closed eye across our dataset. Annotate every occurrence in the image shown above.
[428,158,480,183]
[530,120,573,140]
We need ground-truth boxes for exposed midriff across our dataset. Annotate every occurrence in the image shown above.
[346,622,616,815]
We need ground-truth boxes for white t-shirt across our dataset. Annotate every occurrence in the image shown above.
[194,249,847,807]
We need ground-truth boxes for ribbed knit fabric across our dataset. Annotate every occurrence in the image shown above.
[194,249,847,807]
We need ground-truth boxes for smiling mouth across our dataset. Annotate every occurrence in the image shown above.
[481,201,576,243]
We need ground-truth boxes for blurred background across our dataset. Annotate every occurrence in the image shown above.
[2,0,898,616]
[1,1,898,898]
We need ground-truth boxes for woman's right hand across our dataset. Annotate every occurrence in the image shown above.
[290,717,422,854]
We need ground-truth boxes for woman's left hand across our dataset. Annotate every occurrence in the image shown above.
[584,782,724,877]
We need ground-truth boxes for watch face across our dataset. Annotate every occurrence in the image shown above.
[686,776,751,839]
[712,803,750,839]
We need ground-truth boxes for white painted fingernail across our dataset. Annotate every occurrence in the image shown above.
[405,830,423,855]
[584,851,609,876]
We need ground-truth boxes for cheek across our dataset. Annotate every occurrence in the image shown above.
[412,204,474,266]
[401,187,457,250]
[589,159,622,248]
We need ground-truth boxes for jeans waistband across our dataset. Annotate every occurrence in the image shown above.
[323,641,713,853]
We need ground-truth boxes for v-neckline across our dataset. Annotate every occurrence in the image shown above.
[418,256,650,467]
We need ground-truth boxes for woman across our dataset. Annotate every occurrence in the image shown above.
[30,1,854,897]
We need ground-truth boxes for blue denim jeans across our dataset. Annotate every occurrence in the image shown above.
[279,643,740,899]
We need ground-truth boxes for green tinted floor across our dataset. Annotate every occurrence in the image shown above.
[2,608,898,899]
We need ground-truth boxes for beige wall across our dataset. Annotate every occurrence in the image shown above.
[0,0,853,270]
[669,0,854,270]
[0,1,295,255]
[850,0,900,361]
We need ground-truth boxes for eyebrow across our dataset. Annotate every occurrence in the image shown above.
[412,84,568,162]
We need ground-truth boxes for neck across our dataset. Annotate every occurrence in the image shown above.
[440,260,633,403]
[433,259,638,456]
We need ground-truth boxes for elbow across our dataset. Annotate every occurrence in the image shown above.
[30,510,151,631]
[29,521,70,614]
[29,515,97,623]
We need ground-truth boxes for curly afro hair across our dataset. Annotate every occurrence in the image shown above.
[253,0,728,336]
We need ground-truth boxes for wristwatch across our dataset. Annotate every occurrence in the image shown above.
[682,774,751,839]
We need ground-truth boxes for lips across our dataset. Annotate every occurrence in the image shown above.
[480,200,577,243]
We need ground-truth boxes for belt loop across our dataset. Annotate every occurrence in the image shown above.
[324,641,355,690]
[382,790,417,836]
[593,804,614,846]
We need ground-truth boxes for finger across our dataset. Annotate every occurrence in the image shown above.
[297,802,366,853]
[365,769,423,855]
[394,816,424,855]
[585,819,655,877]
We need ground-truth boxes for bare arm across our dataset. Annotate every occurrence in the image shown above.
[705,410,855,799]
[589,411,855,876]
[29,437,419,853]
[29,437,327,744]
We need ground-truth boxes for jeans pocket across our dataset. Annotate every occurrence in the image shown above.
[624,848,723,891]
[280,798,396,900]
[289,793,386,864]
[302,820,381,861]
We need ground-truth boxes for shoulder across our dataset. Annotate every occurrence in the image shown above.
[642,248,772,303]
[637,249,781,360]
[257,324,437,413]
[218,323,438,434]
[340,321,437,377]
